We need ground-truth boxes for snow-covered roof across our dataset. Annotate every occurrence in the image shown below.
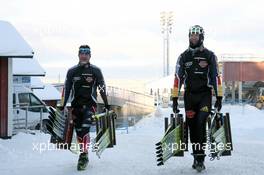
[13,58,46,76]
[33,84,61,101]
[146,75,174,90]
[0,21,33,58]
[219,54,264,62]
[30,77,45,89]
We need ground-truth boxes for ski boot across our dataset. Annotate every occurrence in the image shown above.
[195,161,205,172]
[192,159,198,169]
[192,153,206,172]
[77,153,89,171]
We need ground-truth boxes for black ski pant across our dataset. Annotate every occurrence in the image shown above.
[72,105,96,153]
[184,90,212,162]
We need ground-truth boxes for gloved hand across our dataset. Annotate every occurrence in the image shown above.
[172,97,180,113]
[214,96,222,111]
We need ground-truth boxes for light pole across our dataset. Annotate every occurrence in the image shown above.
[160,11,173,77]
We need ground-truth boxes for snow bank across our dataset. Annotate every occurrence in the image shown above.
[0,105,263,175]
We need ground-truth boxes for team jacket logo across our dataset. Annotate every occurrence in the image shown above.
[73,77,81,81]
[199,60,208,68]
[200,106,209,112]
[85,76,94,83]
[185,61,193,68]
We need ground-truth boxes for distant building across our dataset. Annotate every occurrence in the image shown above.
[220,54,264,102]
[13,58,46,90]
[33,84,61,107]
[13,57,61,107]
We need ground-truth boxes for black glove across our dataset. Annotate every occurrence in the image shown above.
[172,97,180,113]
[214,97,222,111]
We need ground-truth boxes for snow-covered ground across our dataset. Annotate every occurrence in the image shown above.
[0,104,264,175]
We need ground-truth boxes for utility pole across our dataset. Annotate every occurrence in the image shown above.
[160,11,173,77]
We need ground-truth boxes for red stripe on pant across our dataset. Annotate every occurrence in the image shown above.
[186,110,196,118]
[77,134,90,153]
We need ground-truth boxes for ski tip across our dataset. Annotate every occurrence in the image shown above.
[156,153,162,158]
[48,114,54,120]
[47,120,54,127]
[46,126,54,135]
[155,142,161,146]
[156,157,163,162]
[49,106,56,112]
[157,162,164,166]
[48,111,56,118]
[156,145,162,150]
[156,150,162,154]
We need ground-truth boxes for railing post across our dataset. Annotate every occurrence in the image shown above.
[40,107,43,132]
[25,106,28,133]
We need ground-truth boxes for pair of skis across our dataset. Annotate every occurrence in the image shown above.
[46,107,74,150]
[155,113,187,166]
[92,110,117,158]
[155,110,233,166]
[207,110,233,160]
[46,107,117,157]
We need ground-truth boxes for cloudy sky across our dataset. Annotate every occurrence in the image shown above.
[1,0,264,82]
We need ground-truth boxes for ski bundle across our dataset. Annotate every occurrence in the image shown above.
[92,110,117,158]
[155,110,233,166]
[46,106,74,149]
[155,113,188,166]
[208,111,233,160]
[46,107,117,156]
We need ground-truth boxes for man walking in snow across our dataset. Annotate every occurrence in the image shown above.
[62,45,110,170]
[172,25,223,172]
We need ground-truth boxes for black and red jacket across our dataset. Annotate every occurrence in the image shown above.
[172,46,222,97]
[62,62,108,108]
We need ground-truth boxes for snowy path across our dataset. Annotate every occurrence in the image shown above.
[0,105,264,175]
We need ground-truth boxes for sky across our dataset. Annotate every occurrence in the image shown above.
[1,0,264,83]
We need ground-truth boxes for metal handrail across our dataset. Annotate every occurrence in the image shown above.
[106,86,154,107]
[13,103,46,108]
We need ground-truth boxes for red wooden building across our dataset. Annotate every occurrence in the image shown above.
[221,61,264,102]
[0,21,33,138]
[223,61,264,81]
